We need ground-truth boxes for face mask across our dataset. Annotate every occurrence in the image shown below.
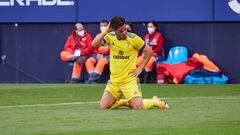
[100,26,107,32]
[148,27,155,34]
[77,30,84,37]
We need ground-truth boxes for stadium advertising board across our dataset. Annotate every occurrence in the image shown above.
[214,0,240,21]
[0,0,212,22]
[0,0,77,22]
[1,0,240,22]
[77,0,213,22]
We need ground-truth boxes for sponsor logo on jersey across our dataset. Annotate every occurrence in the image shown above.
[113,50,129,60]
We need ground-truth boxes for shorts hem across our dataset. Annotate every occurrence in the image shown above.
[127,95,142,102]
[105,89,120,101]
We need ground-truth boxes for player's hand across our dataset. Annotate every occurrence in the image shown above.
[105,22,113,33]
[130,66,144,77]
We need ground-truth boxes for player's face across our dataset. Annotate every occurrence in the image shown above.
[115,24,127,40]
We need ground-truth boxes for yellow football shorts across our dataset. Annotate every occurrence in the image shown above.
[105,78,142,101]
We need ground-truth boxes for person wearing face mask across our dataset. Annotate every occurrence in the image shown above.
[85,20,110,84]
[137,21,164,83]
[60,23,93,83]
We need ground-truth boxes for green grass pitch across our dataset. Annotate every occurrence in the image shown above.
[0,84,240,135]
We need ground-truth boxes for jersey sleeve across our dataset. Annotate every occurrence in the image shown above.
[103,34,110,45]
[134,35,145,51]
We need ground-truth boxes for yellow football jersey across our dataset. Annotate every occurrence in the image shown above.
[103,32,145,83]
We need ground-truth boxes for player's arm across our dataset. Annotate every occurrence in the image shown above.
[139,45,153,69]
[92,23,113,47]
[131,45,153,77]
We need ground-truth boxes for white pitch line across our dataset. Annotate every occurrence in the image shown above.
[162,96,240,100]
[0,101,99,108]
[0,96,240,109]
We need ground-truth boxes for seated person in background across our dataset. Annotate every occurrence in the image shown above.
[85,20,110,83]
[60,23,93,83]
[137,21,164,83]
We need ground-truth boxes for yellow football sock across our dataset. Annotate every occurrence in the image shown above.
[143,99,155,109]
[110,99,128,109]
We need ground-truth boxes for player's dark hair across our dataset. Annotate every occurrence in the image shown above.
[110,16,125,30]
[148,20,159,32]
[100,19,109,24]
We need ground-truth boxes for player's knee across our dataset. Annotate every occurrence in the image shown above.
[60,51,69,62]
[99,102,110,109]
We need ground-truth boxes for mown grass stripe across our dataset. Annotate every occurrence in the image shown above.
[1,96,239,108]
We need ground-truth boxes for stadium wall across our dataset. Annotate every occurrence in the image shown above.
[0,23,239,83]
[1,0,240,22]
[0,0,240,83]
